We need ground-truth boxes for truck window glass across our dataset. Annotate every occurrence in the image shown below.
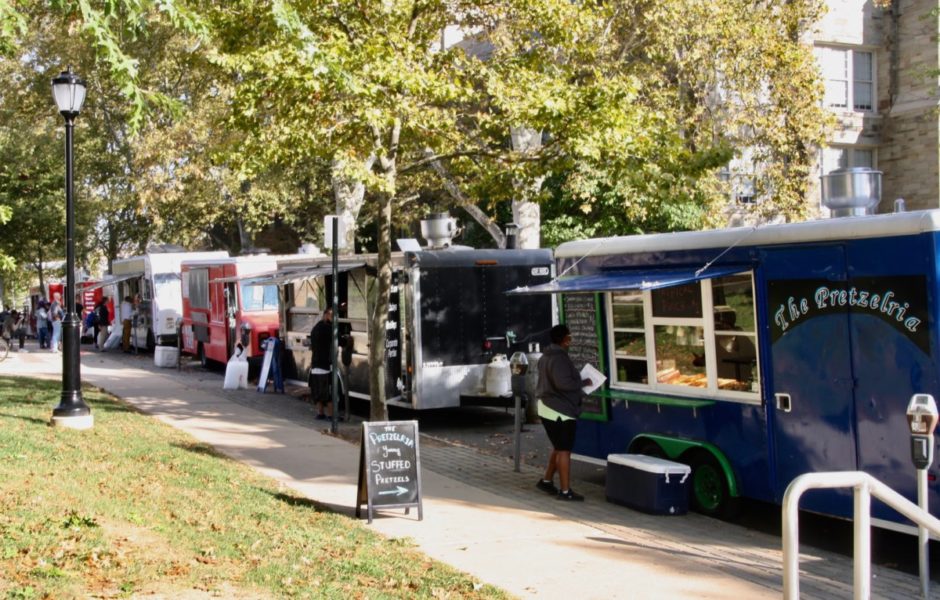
[347,271,369,321]
[606,271,759,401]
[189,270,209,309]
[610,290,647,384]
[153,273,180,308]
[240,283,278,311]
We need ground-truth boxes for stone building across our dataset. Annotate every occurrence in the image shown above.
[813,0,939,213]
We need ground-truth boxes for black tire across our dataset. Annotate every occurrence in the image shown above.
[631,439,667,458]
[198,343,208,369]
[686,451,739,519]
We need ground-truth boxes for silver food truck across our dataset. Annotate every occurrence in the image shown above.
[258,214,556,410]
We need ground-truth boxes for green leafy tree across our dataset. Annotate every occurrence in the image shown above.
[0,0,832,420]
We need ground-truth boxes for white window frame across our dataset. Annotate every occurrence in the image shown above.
[605,272,761,404]
[816,45,876,114]
[821,145,877,175]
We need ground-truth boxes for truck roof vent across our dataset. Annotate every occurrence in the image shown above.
[821,167,882,217]
[420,212,459,249]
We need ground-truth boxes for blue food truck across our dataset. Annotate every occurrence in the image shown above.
[512,208,940,530]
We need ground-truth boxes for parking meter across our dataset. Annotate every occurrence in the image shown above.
[907,394,938,470]
[509,351,529,376]
[907,393,938,600]
[509,352,529,473]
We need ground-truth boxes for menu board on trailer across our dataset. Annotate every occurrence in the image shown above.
[561,294,607,418]
[562,294,600,367]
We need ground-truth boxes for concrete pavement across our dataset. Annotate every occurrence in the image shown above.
[2,342,935,599]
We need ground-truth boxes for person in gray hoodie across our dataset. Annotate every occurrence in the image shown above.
[535,324,591,501]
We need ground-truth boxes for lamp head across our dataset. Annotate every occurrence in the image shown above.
[51,67,86,118]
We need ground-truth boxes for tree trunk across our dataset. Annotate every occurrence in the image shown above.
[510,126,544,249]
[236,217,251,252]
[106,221,118,273]
[331,154,375,256]
[37,245,45,297]
[368,189,393,421]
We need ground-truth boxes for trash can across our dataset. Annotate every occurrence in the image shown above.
[606,454,691,515]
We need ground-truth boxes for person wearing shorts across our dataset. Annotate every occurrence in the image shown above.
[308,306,336,420]
[535,324,591,501]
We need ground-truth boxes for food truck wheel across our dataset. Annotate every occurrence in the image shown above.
[687,452,737,518]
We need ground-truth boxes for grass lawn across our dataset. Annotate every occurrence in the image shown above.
[0,376,508,599]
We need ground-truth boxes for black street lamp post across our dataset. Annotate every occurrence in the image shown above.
[50,66,93,430]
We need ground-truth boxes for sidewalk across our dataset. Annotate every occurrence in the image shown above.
[2,343,934,599]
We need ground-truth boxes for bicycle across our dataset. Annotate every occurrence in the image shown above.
[0,336,9,361]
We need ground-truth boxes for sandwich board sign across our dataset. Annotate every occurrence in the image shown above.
[356,420,423,523]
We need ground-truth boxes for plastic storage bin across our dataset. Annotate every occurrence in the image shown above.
[153,346,179,368]
[606,454,691,515]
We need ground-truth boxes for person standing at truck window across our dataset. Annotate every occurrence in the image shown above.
[121,295,134,352]
[308,306,336,421]
[535,324,591,502]
[94,297,109,350]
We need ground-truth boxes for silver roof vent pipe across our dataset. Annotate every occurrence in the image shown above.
[820,167,882,217]
[420,212,458,249]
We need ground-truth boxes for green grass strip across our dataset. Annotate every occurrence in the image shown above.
[0,376,508,599]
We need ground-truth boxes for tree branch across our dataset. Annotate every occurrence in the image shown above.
[422,148,505,247]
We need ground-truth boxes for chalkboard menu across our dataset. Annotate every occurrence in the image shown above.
[561,294,607,419]
[562,294,600,367]
[356,420,423,523]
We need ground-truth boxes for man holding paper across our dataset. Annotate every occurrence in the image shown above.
[535,324,596,501]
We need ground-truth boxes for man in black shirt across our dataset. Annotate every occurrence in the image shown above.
[94,298,110,350]
[308,306,335,420]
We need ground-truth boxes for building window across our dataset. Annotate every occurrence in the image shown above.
[606,272,760,401]
[816,46,875,112]
[821,146,876,174]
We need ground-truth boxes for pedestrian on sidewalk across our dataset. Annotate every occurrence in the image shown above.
[535,324,591,501]
[308,306,337,420]
[2,309,17,350]
[35,301,50,350]
[49,293,64,352]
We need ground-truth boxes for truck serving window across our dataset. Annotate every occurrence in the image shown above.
[606,271,759,401]
[189,270,210,309]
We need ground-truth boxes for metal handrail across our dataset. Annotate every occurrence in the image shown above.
[782,471,940,599]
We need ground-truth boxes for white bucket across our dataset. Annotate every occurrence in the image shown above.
[485,354,511,397]
[223,361,249,389]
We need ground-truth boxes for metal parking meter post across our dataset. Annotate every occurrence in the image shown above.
[907,393,939,600]
[176,319,182,371]
[510,352,529,473]
[330,216,339,435]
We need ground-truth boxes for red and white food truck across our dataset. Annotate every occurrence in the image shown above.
[180,255,286,367]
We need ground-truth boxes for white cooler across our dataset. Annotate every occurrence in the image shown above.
[153,346,179,368]
[606,454,691,515]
